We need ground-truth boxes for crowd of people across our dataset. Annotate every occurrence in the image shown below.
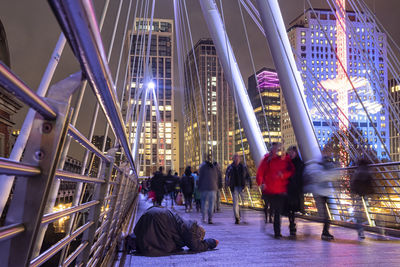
[132,143,374,256]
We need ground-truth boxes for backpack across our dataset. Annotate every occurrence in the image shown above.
[350,166,374,196]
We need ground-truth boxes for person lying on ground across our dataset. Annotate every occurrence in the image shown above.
[133,206,219,256]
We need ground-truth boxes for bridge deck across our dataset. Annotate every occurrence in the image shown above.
[117,195,400,266]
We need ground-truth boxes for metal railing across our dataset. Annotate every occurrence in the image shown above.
[0,0,140,266]
[221,164,400,235]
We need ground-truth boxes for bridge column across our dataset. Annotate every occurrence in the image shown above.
[198,0,267,165]
[255,0,321,163]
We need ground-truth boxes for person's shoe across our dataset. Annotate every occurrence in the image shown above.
[208,219,213,224]
[358,230,365,239]
[290,231,296,237]
[321,232,334,241]
[274,234,283,239]
[235,218,240,224]
[269,218,273,223]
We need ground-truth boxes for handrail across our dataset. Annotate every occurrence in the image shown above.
[0,158,41,176]
[339,161,400,170]
[0,62,57,120]
[0,224,25,242]
[55,170,105,184]
[67,125,109,163]
[48,0,137,174]
[62,242,88,267]
[30,221,93,267]
[41,200,99,225]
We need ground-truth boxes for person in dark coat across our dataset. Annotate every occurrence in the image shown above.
[180,166,195,212]
[165,169,179,207]
[225,154,251,224]
[286,146,305,236]
[134,206,218,256]
[151,167,165,206]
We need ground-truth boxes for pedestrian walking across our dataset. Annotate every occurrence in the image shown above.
[286,146,305,236]
[225,154,251,224]
[151,167,165,206]
[303,155,339,240]
[198,154,218,224]
[256,143,294,238]
[193,171,201,212]
[165,170,179,208]
[214,162,223,212]
[181,166,195,212]
[350,158,374,239]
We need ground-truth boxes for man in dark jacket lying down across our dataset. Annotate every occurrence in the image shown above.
[134,206,219,256]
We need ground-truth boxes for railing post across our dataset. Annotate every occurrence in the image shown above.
[98,165,126,260]
[361,196,376,227]
[107,171,128,245]
[76,153,115,266]
[0,98,70,266]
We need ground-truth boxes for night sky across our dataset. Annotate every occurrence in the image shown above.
[0,0,399,161]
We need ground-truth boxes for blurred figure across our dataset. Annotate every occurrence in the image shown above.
[304,155,339,240]
[214,162,223,212]
[165,170,179,208]
[225,154,251,224]
[198,154,218,224]
[133,206,219,256]
[350,158,374,239]
[180,166,195,212]
[174,172,181,201]
[256,143,294,238]
[193,171,201,212]
[151,167,165,206]
[286,146,305,236]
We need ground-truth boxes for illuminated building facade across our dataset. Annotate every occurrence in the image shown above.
[389,79,400,161]
[287,8,389,159]
[237,68,281,174]
[280,89,297,152]
[127,19,175,176]
[172,120,181,173]
[183,39,235,172]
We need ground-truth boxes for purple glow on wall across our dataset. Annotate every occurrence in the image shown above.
[257,70,280,89]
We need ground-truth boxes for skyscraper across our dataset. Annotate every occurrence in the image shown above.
[183,39,235,171]
[237,68,282,174]
[127,19,175,176]
[286,8,389,160]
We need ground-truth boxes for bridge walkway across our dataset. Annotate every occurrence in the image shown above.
[117,195,400,266]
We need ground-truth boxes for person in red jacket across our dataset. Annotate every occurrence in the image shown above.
[256,142,294,238]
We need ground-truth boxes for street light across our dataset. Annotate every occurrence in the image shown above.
[147,81,155,90]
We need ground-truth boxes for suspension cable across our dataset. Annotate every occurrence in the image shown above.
[179,0,204,165]
[237,0,272,145]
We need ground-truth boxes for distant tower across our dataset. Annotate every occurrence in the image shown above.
[127,19,175,176]
[239,68,281,174]
[184,39,235,171]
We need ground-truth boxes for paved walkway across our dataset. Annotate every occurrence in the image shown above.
[117,195,400,266]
